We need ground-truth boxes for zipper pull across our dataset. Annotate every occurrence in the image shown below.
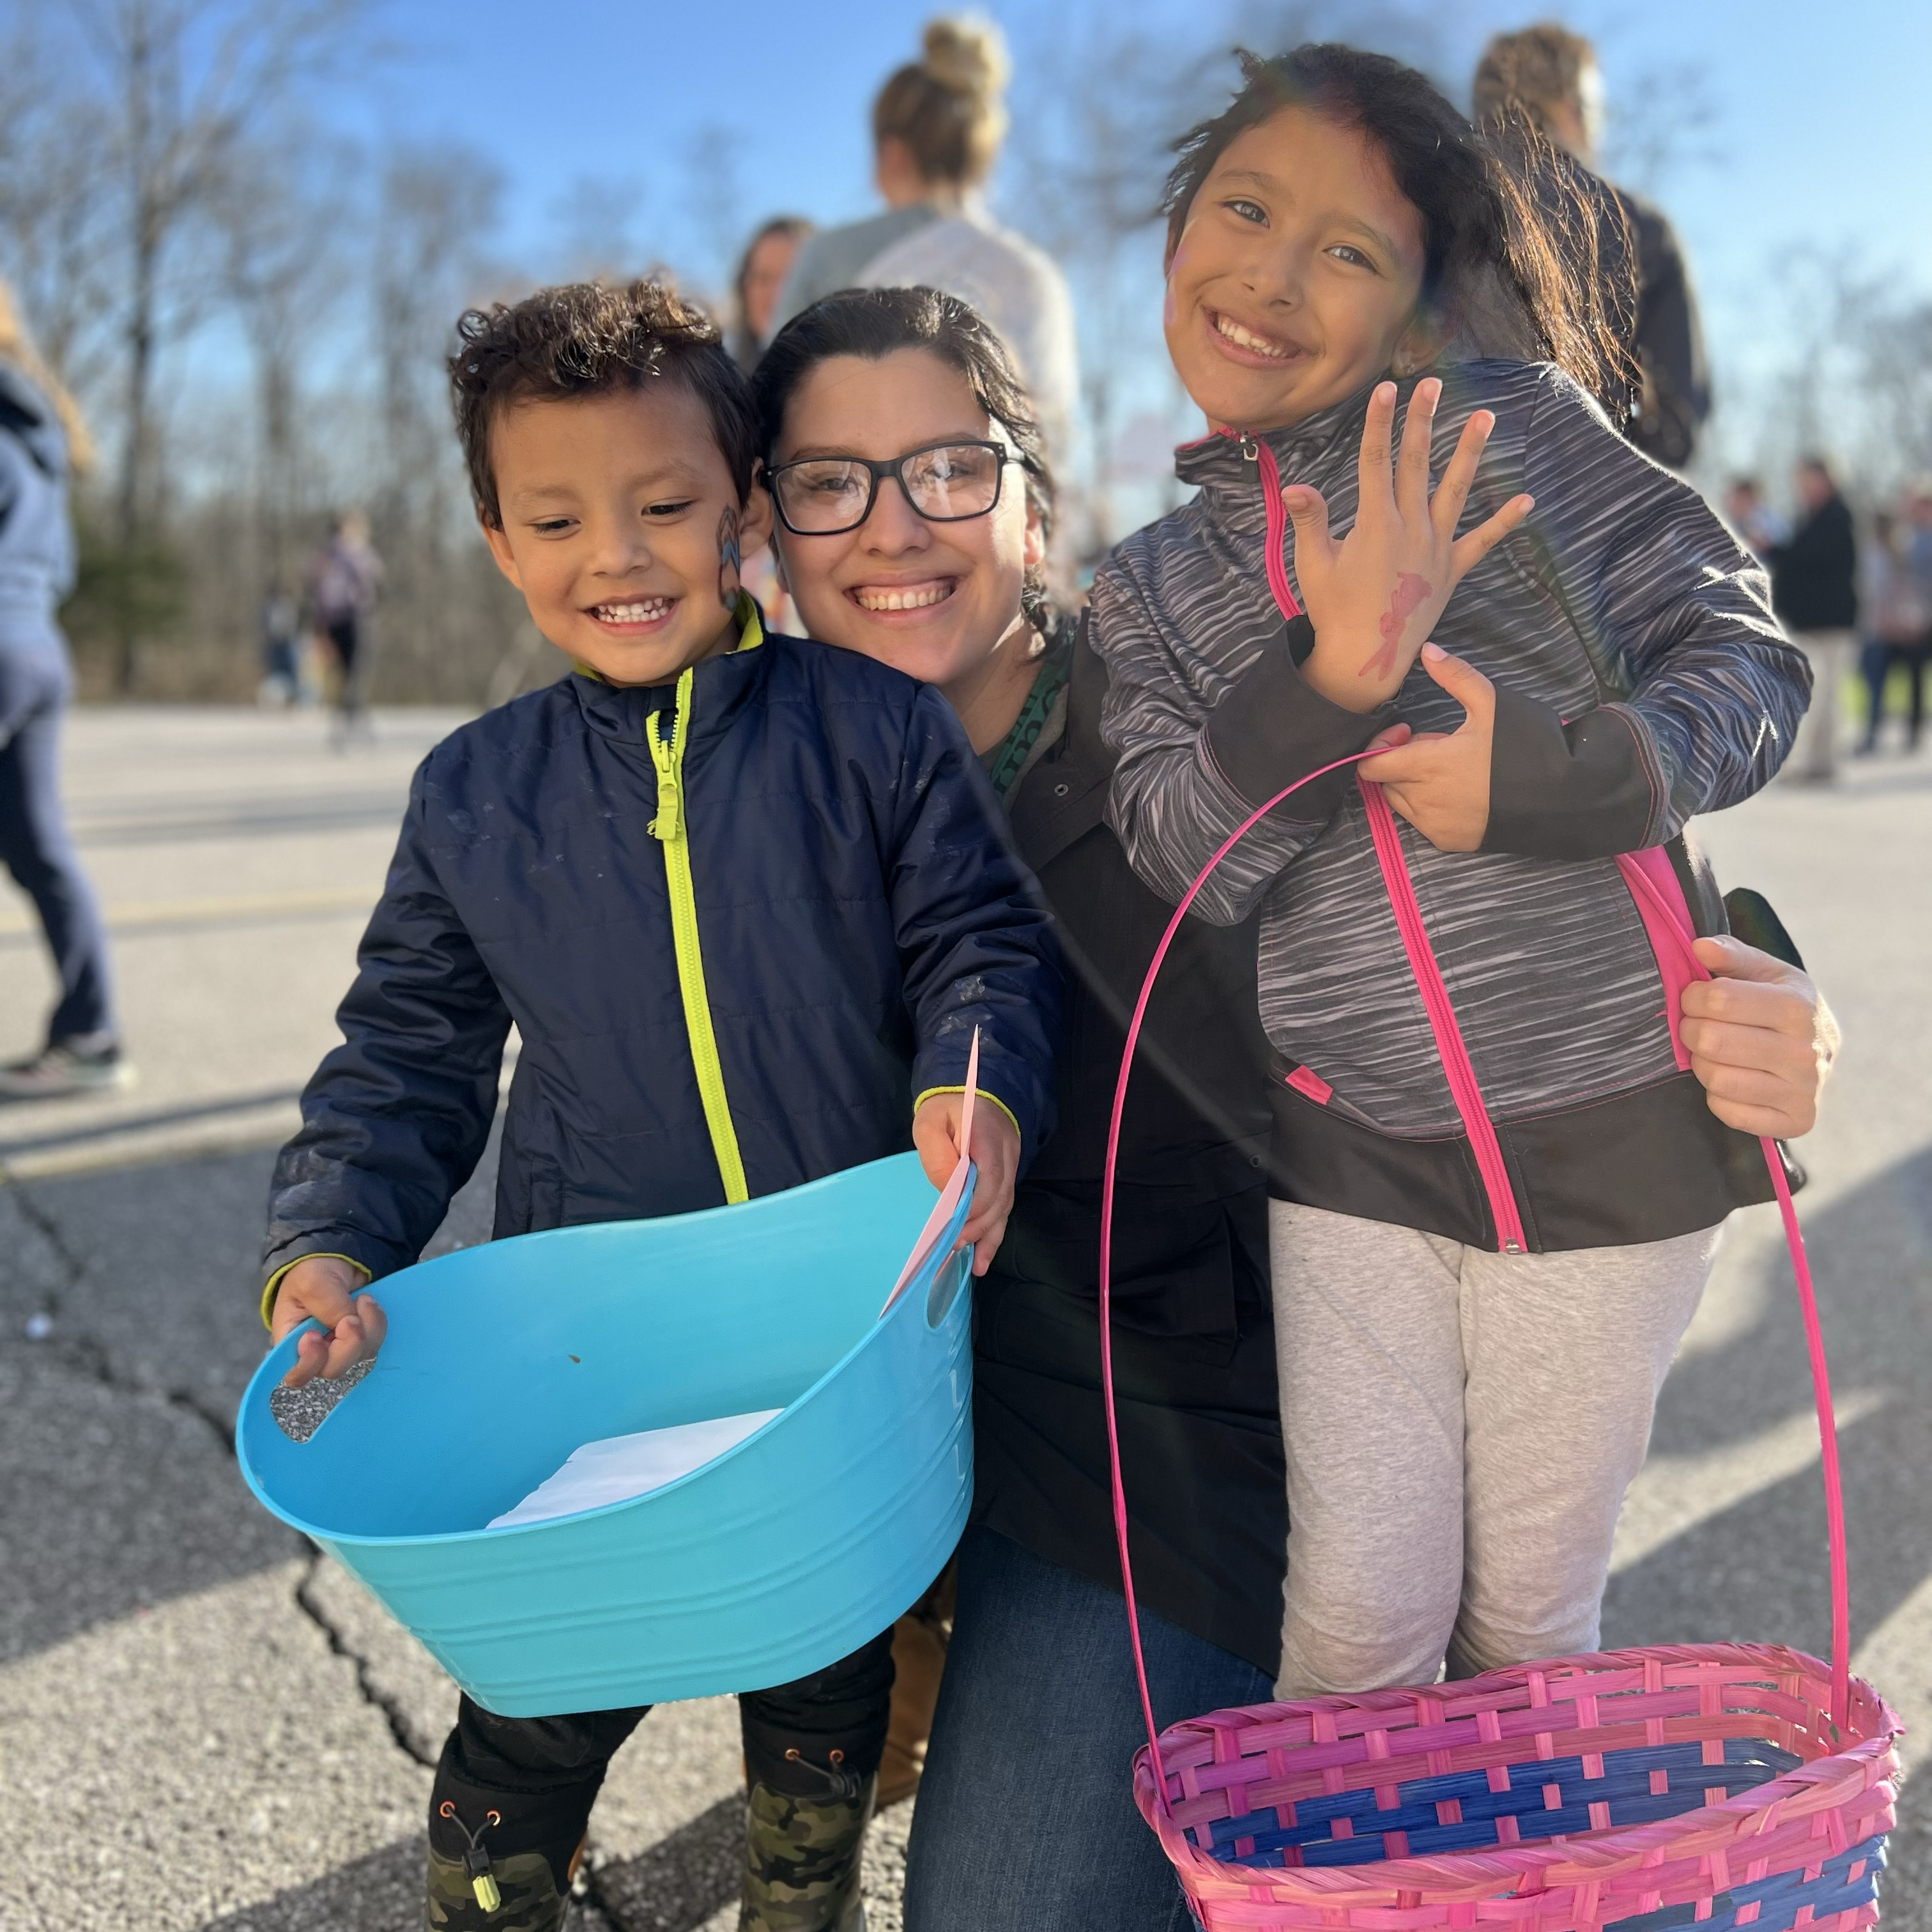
[648,712,680,843]
[1238,433,1259,462]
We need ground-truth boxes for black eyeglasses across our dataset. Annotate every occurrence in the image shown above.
[767,439,1018,536]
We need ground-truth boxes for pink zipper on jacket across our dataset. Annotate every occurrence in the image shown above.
[1240,424,1530,1254]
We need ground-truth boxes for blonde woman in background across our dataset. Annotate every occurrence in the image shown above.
[774,15,1080,469]
[0,282,128,1101]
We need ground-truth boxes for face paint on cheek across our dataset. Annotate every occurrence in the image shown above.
[1361,571,1432,679]
[716,507,741,611]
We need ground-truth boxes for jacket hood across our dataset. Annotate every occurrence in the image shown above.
[0,362,68,482]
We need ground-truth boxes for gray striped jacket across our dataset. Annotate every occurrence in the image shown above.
[1094,360,1809,1146]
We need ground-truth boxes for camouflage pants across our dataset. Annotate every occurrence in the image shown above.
[425,1626,896,1932]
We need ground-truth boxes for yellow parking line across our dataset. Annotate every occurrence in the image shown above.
[0,886,376,936]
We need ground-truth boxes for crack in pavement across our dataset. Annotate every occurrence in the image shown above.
[2,1160,240,1455]
[292,1549,443,1770]
[3,1163,438,1786]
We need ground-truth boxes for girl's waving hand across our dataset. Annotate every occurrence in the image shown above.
[1287,378,1533,712]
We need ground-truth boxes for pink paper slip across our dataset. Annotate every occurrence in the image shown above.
[879,1029,978,1316]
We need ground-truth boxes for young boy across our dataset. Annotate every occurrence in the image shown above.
[259,281,1057,1932]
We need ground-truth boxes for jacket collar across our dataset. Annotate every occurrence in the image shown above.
[1171,375,1385,498]
[569,596,767,747]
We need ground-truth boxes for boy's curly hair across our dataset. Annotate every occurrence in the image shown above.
[449,280,760,527]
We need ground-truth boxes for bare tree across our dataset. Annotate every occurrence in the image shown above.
[365,142,515,702]
[213,130,356,593]
[0,17,121,401]
[59,0,366,684]
[680,120,744,308]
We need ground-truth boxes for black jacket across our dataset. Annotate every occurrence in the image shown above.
[969,629,1290,1674]
[1605,185,1710,469]
[1768,496,1859,633]
[263,627,1059,1296]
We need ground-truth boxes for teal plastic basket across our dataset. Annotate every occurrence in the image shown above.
[236,1150,975,1717]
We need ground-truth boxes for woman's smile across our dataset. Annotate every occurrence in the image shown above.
[850,577,958,614]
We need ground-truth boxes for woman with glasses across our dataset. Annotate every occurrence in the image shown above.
[751,286,1840,1932]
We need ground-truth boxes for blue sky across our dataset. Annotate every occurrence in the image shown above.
[165,0,1873,516]
[361,0,1928,292]
[343,0,1928,472]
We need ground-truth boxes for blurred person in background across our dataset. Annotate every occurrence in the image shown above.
[1724,475,1788,559]
[731,218,816,629]
[774,15,1080,470]
[1767,457,1859,782]
[305,507,382,741]
[258,576,303,705]
[1473,22,1710,469]
[0,282,129,1100]
[726,215,814,372]
[1859,486,1932,754]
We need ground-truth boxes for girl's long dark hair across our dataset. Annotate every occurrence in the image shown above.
[751,286,1055,625]
[1163,45,1637,421]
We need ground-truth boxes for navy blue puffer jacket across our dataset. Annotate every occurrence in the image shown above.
[263,623,1059,1294]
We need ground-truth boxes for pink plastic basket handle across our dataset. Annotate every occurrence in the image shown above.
[1098,760,1853,1801]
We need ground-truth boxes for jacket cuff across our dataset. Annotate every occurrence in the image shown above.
[914,1085,1024,1153]
[1481,688,1663,859]
[1202,618,1389,820]
[259,1248,376,1329]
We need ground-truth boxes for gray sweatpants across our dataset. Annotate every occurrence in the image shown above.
[1269,1200,1722,1698]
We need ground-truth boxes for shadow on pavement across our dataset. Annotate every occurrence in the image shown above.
[190,1797,743,1932]
[1604,1142,1932,1737]
[193,1836,427,1932]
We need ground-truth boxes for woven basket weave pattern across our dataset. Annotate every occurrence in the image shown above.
[1135,1644,1897,1929]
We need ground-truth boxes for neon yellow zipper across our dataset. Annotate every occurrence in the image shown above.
[649,666,749,1204]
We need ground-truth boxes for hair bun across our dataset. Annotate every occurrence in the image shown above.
[921,15,1009,102]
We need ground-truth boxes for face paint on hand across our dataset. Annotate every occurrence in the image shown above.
[1362,571,1431,679]
[716,507,742,611]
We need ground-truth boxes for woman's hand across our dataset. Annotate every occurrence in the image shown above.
[912,1092,1021,1276]
[1683,938,1839,1138]
[1354,645,1494,850]
[1289,378,1533,714]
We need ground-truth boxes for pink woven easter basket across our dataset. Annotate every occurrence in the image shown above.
[1097,552,1901,1932]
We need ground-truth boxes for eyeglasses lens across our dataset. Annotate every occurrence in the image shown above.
[775,445,1002,532]
[775,461,873,533]
[904,444,1001,518]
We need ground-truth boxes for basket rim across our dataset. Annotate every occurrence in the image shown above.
[236,1153,975,1549]
[1136,1641,1901,1902]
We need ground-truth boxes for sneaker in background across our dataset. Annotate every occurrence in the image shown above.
[0,1043,135,1101]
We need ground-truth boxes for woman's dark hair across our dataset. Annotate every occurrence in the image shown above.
[449,279,760,526]
[751,286,1055,624]
[1162,45,1636,419]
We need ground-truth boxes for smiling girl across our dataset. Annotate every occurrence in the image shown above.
[1092,47,1814,1701]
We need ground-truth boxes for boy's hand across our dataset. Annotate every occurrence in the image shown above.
[1683,938,1839,1138]
[1354,645,1494,850]
[270,1255,385,1389]
[1290,379,1534,714]
[912,1092,1020,1278]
